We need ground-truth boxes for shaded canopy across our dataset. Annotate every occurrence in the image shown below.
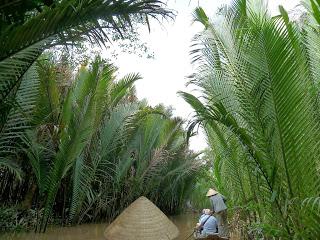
[104,196,179,240]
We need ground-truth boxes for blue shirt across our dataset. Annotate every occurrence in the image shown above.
[200,215,218,234]
[199,214,206,222]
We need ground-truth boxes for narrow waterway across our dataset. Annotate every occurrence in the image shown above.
[1,213,199,240]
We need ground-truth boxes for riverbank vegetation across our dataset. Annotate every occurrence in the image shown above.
[0,54,201,232]
[2,0,320,239]
[0,0,203,233]
[182,0,320,238]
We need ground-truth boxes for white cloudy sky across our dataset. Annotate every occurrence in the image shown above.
[106,0,300,151]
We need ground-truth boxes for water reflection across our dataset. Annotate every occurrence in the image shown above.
[1,213,199,240]
[170,213,198,240]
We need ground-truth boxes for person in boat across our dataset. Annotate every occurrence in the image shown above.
[195,208,218,238]
[206,188,229,238]
[196,209,208,228]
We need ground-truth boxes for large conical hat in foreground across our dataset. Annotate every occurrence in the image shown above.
[104,196,179,240]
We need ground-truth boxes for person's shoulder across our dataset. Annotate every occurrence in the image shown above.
[208,216,217,223]
[210,194,217,199]
[210,215,217,220]
[200,215,207,222]
[218,193,226,199]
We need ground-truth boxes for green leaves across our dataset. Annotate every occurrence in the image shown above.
[183,0,320,238]
[0,158,23,181]
[193,7,209,28]
[67,63,140,223]
[28,56,198,230]
[0,41,48,130]
[0,0,199,233]
[0,64,40,156]
[40,59,117,230]
[0,0,172,155]
[310,0,320,24]
[0,0,172,61]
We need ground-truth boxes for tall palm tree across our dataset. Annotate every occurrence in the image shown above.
[180,0,320,238]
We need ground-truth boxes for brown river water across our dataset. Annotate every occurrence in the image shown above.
[1,213,199,240]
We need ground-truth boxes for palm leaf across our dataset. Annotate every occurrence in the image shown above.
[0,64,40,155]
[0,0,172,136]
[110,73,141,107]
[0,157,23,181]
[182,1,320,237]
[0,40,48,129]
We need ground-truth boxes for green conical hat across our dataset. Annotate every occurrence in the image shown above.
[104,196,179,240]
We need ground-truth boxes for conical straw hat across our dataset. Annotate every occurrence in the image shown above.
[104,196,179,240]
[206,188,218,197]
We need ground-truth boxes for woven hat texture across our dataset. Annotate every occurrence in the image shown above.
[206,189,218,197]
[104,196,179,240]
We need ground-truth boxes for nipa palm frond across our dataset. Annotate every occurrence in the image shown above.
[0,0,172,137]
[0,64,40,156]
[182,1,320,238]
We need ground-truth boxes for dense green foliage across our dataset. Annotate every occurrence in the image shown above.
[3,0,320,239]
[0,57,200,232]
[0,0,202,233]
[182,0,320,238]
[0,0,171,145]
